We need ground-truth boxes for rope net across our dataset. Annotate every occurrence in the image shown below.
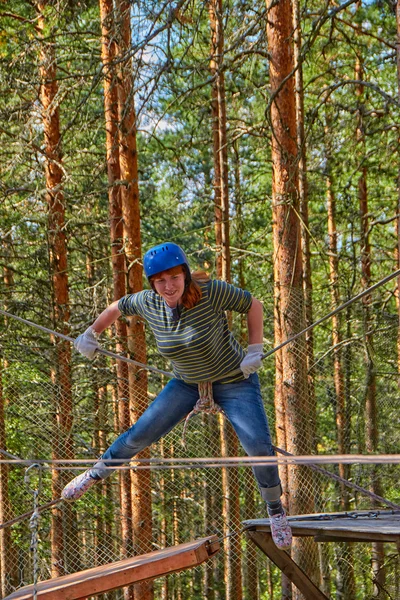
[1,276,400,599]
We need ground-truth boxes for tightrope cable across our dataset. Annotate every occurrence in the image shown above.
[0,309,174,378]
[2,267,400,379]
[261,267,400,360]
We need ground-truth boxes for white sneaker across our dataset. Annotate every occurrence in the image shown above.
[268,509,292,550]
[61,470,99,501]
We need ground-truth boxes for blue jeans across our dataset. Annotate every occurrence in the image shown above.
[92,374,282,502]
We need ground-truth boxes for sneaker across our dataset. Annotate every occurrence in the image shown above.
[61,470,99,501]
[268,509,292,550]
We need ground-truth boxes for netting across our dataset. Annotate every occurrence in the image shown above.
[1,274,400,599]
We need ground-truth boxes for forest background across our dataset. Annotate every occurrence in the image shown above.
[1,0,400,599]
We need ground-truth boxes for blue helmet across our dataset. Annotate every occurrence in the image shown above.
[143,242,190,281]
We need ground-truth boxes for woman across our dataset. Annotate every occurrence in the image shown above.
[62,242,292,550]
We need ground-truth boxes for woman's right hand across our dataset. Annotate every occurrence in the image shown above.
[74,326,100,359]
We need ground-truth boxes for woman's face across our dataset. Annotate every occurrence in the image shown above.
[152,267,186,307]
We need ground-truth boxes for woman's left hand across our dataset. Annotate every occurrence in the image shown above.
[240,344,264,378]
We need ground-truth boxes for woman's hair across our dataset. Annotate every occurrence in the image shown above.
[149,266,210,309]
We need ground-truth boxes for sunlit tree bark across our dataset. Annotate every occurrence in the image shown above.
[355,9,385,593]
[266,0,317,593]
[209,0,231,282]
[0,236,18,597]
[99,0,133,585]
[325,106,355,599]
[233,139,258,599]
[114,1,152,598]
[209,3,241,598]
[37,0,78,577]
[395,0,400,387]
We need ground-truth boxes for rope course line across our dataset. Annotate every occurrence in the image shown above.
[2,266,400,380]
[273,447,400,512]
[261,267,400,360]
[1,455,399,532]
[0,498,61,531]
[0,309,174,379]
[1,452,399,534]
[0,448,23,461]
[1,454,400,466]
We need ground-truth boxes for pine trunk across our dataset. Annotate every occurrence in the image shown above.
[0,364,18,597]
[115,4,152,599]
[292,0,314,419]
[265,0,316,594]
[355,23,385,594]
[209,0,231,282]
[0,239,18,597]
[99,0,133,580]
[209,2,241,598]
[233,142,259,600]
[395,0,400,388]
[37,0,77,577]
[325,109,356,599]
[292,3,322,588]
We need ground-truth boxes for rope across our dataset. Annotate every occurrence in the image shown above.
[0,498,61,531]
[2,267,400,381]
[182,381,223,445]
[2,453,400,466]
[261,267,400,360]
[1,452,399,533]
[0,448,22,460]
[0,309,174,379]
[274,446,400,511]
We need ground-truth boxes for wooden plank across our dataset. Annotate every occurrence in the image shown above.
[247,531,329,600]
[4,537,220,600]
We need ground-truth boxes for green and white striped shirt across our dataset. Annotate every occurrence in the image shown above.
[118,279,253,384]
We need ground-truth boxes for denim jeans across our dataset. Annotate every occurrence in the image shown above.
[92,373,282,502]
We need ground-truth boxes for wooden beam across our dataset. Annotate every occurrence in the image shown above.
[4,537,220,600]
[246,531,329,600]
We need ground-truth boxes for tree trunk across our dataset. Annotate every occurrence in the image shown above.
[292,0,314,417]
[265,0,316,595]
[99,0,133,581]
[159,439,169,600]
[209,0,231,282]
[0,237,19,597]
[325,106,356,600]
[219,416,242,600]
[209,3,241,599]
[355,14,385,594]
[37,0,77,577]
[0,365,18,597]
[233,141,258,600]
[114,4,152,599]
[292,5,322,589]
[395,0,400,389]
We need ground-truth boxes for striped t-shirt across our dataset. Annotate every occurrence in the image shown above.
[118,279,253,384]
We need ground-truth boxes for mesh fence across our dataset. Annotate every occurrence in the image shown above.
[1,275,400,599]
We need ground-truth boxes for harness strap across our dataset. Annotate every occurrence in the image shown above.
[182,381,223,445]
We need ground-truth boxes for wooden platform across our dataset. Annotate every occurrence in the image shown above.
[244,510,400,544]
[243,511,400,600]
[4,536,220,600]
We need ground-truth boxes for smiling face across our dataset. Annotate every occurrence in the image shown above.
[151,266,186,308]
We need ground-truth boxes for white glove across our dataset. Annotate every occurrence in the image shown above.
[240,344,264,378]
[74,326,100,360]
